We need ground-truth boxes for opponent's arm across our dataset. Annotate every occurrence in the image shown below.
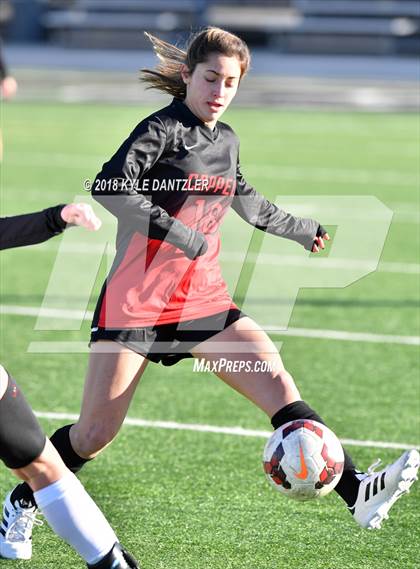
[0,43,7,81]
[91,117,207,260]
[0,204,101,251]
[232,160,329,252]
[0,42,17,99]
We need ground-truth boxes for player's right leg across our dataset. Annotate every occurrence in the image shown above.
[70,341,148,459]
[2,344,147,559]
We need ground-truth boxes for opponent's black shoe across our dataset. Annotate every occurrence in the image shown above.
[87,542,139,568]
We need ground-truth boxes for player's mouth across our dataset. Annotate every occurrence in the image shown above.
[207,101,224,112]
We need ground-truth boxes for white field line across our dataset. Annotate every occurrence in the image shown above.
[245,164,419,187]
[0,305,91,320]
[18,242,420,275]
[5,153,418,187]
[34,411,418,451]
[1,305,419,346]
[220,252,420,275]
[263,327,420,346]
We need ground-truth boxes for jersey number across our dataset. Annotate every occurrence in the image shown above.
[194,199,223,234]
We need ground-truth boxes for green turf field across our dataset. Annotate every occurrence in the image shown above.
[0,102,419,568]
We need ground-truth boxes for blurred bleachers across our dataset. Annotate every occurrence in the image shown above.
[209,0,420,55]
[287,0,420,55]
[40,0,208,48]
[6,0,420,55]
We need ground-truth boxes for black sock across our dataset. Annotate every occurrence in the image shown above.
[10,482,36,508]
[10,424,91,508]
[50,424,92,474]
[271,401,362,507]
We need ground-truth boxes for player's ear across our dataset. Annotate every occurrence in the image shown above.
[180,64,191,85]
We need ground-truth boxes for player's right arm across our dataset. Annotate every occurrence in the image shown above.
[91,116,207,260]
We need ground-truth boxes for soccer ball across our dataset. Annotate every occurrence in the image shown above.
[263,419,344,501]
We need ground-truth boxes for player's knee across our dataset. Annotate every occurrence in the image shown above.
[274,369,300,398]
[276,369,294,384]
[71,422,117,458]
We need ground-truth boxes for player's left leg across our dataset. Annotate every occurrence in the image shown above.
[190,316,362,502]
[191,316,419,528]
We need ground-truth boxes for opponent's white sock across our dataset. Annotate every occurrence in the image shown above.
[34,472,117,564]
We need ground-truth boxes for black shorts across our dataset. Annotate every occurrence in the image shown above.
[90,308,246,366]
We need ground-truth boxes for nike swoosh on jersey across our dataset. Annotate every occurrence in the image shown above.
[184,143,199,150]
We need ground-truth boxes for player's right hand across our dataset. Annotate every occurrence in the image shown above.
[184,230,208,260]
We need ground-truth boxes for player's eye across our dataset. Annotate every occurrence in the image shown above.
[205,77,216,83]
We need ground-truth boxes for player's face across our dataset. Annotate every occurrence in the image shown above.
[182,53,242,128]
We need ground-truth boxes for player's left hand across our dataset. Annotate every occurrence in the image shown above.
[61,203,102,231]
[311,224,330,253]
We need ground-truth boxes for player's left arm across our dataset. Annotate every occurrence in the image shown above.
[232,160,330,253]
[0,203,101,251]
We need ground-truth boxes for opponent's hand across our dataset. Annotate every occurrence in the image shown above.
[1,76,18,99]
[60,203,102,231]
[311,224,330,253]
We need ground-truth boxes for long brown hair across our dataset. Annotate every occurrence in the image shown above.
[140,27,251,99]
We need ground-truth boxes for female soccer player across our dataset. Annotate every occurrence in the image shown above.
[0,203,138,568]
[5,28,419,560]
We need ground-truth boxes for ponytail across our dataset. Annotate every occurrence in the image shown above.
[140,32,187,99]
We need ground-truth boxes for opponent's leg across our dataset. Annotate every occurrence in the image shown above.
[9,440,118,564]
[2,345,147,559]
[4,439,140,565]
[11,341,148,507]
[0,367,47,471]
[0,365,47,559]
[0,368,139,564]
[0,363,8,397]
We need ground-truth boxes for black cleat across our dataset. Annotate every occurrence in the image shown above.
[87,542,139,568]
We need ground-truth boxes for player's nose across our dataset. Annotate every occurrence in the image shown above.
[212,81,225,99]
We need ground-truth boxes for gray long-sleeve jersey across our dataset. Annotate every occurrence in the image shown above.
[90,98,320,329]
